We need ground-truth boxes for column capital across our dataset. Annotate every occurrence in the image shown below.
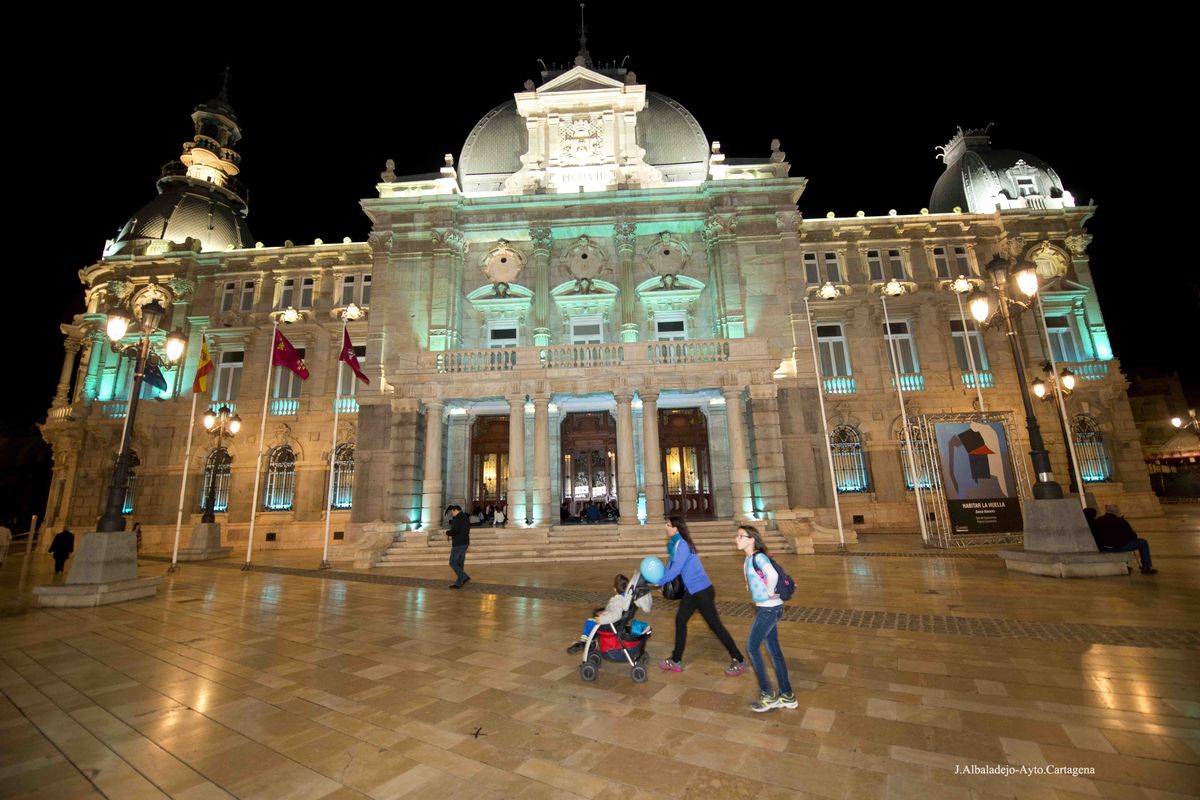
[613,389,635,404]
[613,219,637,254]
[531,394,551,408]
[637,389,660,404]
[722,386,745,402]
[423,398,445,412]
[506,393,528,407]
[529,226,553,255]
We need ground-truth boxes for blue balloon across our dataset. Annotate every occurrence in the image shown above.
[640,556,665,584]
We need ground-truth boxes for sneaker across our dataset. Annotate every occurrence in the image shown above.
[461,577,471,586]
[657,658,684,672]
[1141,567,1158,575]
[750,692,780,713]
[777,692,799,709]
[448,584,460,589]
[566,641,586,654]
[724,659,748,677]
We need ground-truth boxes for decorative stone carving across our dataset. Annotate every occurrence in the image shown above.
[336,420,357,444]
[529,226,553,255]
[367,231,393,254]
[130,283,172,320]
[381,159,396,183]
[166,276,195,303]
[1065,234,1092,256]
[770,139,786,163]
[560,115,605,166]
[702,214,738,248]
[523,79,536,92]
[613,220,637,254]
[480,240,525,286]
[775,211,802,233]
[431,228,467,255]
[644,232,690,278]
[106,280,133,302]
[563,235,608,281]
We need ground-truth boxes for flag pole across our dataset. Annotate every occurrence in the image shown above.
[320,314,348,569]
[244,319,280,571]
[804,295,846,551]
[169,327,207,573]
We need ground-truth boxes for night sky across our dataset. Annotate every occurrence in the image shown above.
[8,9,1194,437]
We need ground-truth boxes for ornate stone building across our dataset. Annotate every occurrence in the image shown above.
[39,58,1160,562]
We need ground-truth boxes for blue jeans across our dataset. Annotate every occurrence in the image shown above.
[449,545,470,585]
[1101,539,1152,569]
[746,606,791,696]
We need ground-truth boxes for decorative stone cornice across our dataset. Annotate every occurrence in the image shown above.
[431,228,467,255]
[775,210,802,234]
[529,226,553,256]
[702,214,738,248]
[367,231,393,255]
[1065,233,1092,256]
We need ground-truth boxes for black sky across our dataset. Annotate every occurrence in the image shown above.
[7,8,1194,434]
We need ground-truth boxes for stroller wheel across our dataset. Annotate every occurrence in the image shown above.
[586,652,602,667]
[631,665,647,683]
[580,663,598,682]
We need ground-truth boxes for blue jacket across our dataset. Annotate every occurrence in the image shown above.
[659,537,712,595]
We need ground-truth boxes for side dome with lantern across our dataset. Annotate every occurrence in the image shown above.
[931,127,1076,214]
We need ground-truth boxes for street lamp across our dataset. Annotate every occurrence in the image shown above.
[1031,364,1083,495]
[1172,410,1198,431]
[949,274,986,412]
[200,405,242,523]
[97,299,188,532]
[969,253,1063,500]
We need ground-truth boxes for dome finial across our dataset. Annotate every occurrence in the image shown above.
[219,65,232,103]
[576,3,593,69]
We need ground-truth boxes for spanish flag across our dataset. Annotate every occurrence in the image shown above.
[192,336,214,393]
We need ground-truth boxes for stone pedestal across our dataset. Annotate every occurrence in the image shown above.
[999,499,1130,578]
[773,510,815,555]
[176,523,233,561]
[33,530,161,607]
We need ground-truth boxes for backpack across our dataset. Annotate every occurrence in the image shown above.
[751,552,796,602]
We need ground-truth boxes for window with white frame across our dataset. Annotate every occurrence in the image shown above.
[1045,315,1081,362]
[278,278,295,309]
[221,281,236,313]
[361,274,371,305]
[299,277,314,309]
[867,249,907,282]
[816,324,852,376]
[830,425,869,493]
[274,348,305,399]
[212,351,243,403]
[339,346,366,396]
[487,320,518,348]
[883,321,919,373]
[803,252,841,284]
[932,247,953,279]
[263,446,296,511]
[953,246,972,275]
[570,315,604,345]
[654,312,687,341]
[239,280,255,312]
[340,275,356,305]
[950,319,988,371]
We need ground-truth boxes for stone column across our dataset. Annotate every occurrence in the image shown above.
[81,329,106,407]
[531,226,553,346]
[615,219,638,342]
[54,334,83,405]
[445,411,471,510]
[724,387,753,520]
[614,390,638,523]
[1065,233,1112,360]
[704,213,744,338]
[748,383,789,517]
[532,395,551,526]
[429,227,465,351]
[640,389,664,521]
[420,399,444,528]
[507,394,527,525]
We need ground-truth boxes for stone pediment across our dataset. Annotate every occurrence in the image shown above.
[535,66,625,94]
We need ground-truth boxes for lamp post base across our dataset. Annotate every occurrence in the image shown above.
[999,498,1130,578]
[33,530,161,606]
[175,522,233,562]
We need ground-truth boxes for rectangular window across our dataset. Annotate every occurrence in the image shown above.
[361,274,371,305]
[950,319,988,370]
[867,250,884,282]
[883,321,919,374]
[570,315,604,345]
[886,249,906,280]
[1016,176,1038,196]
[816,324,852,376]
[278,278,295,309]
[953,246,972,276]
[1046,315,1081,362]
[221,281,236,313]
[299,277,314,309]
[239,280,255,312]
[274,348,305,399]
[822,252,841,283]
[212,351,243,403]
[803,253,820,285]
[655,312,687,341]
[932,247,952,279]
[487,321,518,348]
[340,275,356,305]
[339,346,366,396]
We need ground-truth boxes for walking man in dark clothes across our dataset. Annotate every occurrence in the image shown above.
[446,505,471,588]
[48,529,75,575]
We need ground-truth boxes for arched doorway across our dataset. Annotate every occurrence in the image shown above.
[560,411,618,518]
[659,408,714,518]
[469,415,509,515]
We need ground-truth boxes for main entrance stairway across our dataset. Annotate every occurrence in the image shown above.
[374,519,797,568]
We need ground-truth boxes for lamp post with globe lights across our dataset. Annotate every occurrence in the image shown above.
[200,405,242,522]
[804,282,847,551]
[1031,364,1085,500]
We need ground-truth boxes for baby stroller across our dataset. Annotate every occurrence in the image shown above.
[579,569,654,683]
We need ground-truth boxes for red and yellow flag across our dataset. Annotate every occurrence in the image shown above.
[273,329,309,379]
[339,328,369,385]
[192,336,214,393]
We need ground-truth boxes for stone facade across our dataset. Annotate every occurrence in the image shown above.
[39,64,1160,560]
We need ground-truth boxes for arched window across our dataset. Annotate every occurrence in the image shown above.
[121,450,140,514]
[897,423,933,491]
[331,443,355,509]
[830,425,869,493]
[263,446,297,511]
[200,448,232,512]
[1073,415,1113,483]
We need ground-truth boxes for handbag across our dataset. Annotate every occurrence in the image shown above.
[661,575,684,600]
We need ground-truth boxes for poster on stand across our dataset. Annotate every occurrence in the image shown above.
[933,419,1023,534]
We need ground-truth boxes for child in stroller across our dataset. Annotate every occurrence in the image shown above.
[569,571,654,683]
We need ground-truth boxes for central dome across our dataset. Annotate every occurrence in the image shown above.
[459,91,709,194]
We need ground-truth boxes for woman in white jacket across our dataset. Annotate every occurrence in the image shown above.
[736,525,798,712]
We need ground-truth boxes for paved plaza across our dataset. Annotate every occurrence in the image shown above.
[1,511,1198,799]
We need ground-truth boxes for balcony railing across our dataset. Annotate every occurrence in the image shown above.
[961,371,995,389]
[823,376,856,395]
[1064,361,1110,381]
[426,338,762,375]
[891,373,925,392]
[269,398,299,416]
[99,401,128,419]
[48,405,74,422]
[334,396,359,414]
